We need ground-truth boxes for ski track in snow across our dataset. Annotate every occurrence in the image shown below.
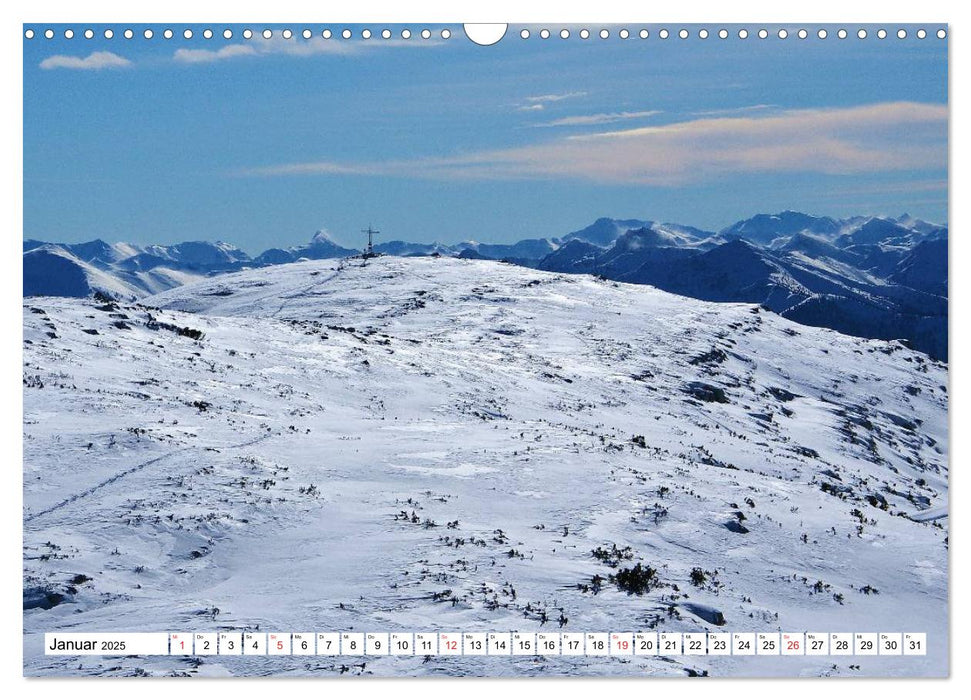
[22,256,948,678]
[24,433,271,525]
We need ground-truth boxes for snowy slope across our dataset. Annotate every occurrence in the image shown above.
[23,256,948,677]
[24,243,223,300]
[23,245,201,300]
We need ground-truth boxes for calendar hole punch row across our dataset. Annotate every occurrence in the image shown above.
[46,632,927,657]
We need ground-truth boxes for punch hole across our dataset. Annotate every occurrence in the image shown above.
[718,29,728,39]
[599,29,609,39]
[124,29,134,39]
[105,29,114,39]
[400,29,410,39]
[540,29,550,39]
[560,29,570,39]
[264,29,274,39]
[858,29,867,39]
[323,29,333,39]
[758,29,768,39]
[738,29,748,39]
[659,29,669,39]
[24,28,34,39]
[203,29,213,39]
[678,29,688,39]
[362,29,372,39]
[421,29,432,39]
[303,29,312,39]
[283,29,293,39]
[917,29,927,39]
[877,29,887,39]
[163,29,173,39]
[778,29,788,39]
[143,29,153,39]
[520,29,530,39]
[64,29,74,39]
[698,29,709,39]
[183,29,192,39]
[441,29,451,39]
[244,29,254,39]
[462,24,507,46]
[897,29,907,39]
[579,29,589,40]
[937,29,946,39]
[639,29,649,39]
[223,29,233,39]
[798,29,808,39]
[838,29,847,39]
[84,29,94,39]
[817,29,827,39]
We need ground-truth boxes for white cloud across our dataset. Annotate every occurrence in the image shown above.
[535,110,661,127]
[524,91,586,104]
[241,102,948,186]
[172,36,438,64]
[515,91,586,114]
[173,44,259,64]
[39,51,131,71]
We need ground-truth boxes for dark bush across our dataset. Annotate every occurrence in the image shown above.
[610,563,659,595]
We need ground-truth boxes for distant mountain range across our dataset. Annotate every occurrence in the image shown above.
[538,211,948,360]
[23,210,948,359]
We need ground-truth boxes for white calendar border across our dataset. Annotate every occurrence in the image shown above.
[6,1,962,699]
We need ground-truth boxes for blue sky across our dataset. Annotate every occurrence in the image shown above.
[23,24,948,252]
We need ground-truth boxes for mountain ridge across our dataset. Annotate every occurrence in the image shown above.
[23,210,948,359]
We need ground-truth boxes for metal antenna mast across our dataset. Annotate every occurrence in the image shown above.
[361,225,380,258]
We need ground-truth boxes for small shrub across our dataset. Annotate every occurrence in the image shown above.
[591,544,634,567]
[610,563,659,595]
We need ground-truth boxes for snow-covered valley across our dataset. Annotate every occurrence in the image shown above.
[22,256,948,677]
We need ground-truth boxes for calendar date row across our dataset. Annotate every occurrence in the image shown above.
[46,631,926,657]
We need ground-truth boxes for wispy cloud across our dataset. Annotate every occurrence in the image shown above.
[690,104,778,117]
[535,110,661,127]
[173,45,260,64]
[515,91,587,114]
[39,51,131,71]
[523,91,586,104]
[173,36,438,64]
[240,102,948,186]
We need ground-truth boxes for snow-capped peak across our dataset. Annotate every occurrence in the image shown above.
[310,229,338,246]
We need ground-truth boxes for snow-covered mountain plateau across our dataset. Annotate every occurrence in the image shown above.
[23,256,947,677]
